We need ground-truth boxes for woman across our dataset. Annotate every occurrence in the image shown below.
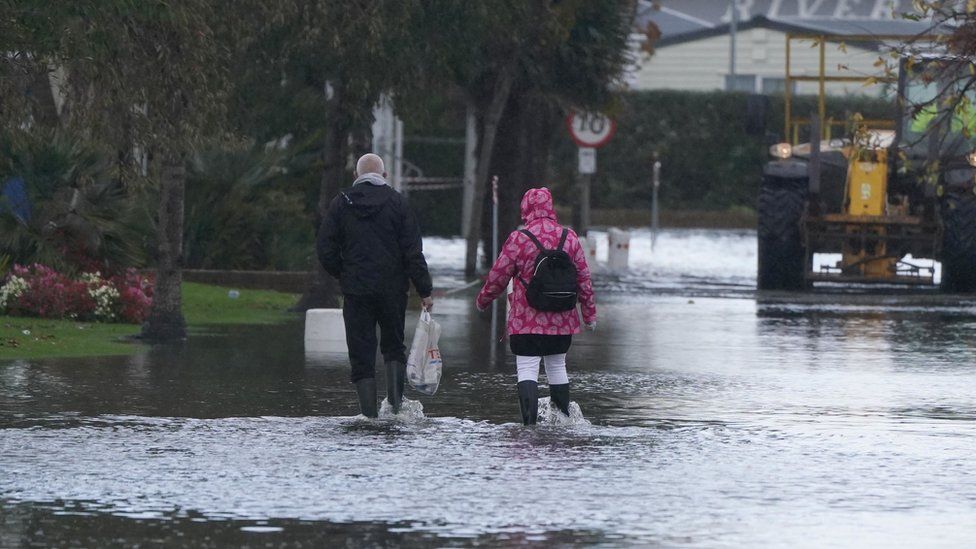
[476,187,597,425]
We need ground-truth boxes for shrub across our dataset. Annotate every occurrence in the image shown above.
[0,264,153,323]
[111,269,155,324]
[182,144,314,271]
[0,130,145,274]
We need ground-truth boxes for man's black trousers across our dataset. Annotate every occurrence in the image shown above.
[342,292,408,383]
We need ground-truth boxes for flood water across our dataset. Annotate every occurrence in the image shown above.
[3,229,976,547]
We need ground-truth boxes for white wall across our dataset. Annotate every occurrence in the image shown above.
[632,26,894,97]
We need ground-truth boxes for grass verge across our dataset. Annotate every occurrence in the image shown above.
[0,282,300,361]
[181,282,298,325]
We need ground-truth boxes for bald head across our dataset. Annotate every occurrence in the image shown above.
[355,153,386,178]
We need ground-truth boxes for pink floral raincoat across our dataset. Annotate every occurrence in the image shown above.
[476,187,596,335]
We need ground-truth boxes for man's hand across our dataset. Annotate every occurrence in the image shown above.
[421,296,434,312]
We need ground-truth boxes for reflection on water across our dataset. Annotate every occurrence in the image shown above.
[2,230,976,546]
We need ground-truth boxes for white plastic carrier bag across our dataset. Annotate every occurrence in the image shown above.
[406,310,442,395]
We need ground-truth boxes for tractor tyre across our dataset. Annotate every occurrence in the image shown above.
[940,191,976,292]
[758,178,808,290]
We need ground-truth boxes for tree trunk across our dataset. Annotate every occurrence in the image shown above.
[481,93,558,266]
[479,91,522,269]
[142,151,187,340]
[464,67,516,277]
[293,93,348,312]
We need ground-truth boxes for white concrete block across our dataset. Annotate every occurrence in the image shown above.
[585,233,600,265]
[304,308,347,353]
[608,228,631,271]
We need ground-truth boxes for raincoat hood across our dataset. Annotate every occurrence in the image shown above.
[340,177,393,219]
[354,173,388,187]
[520,187,557,224]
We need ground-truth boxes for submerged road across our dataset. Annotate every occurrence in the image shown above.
[2,229,975,546]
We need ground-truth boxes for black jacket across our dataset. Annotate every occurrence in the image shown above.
[317,180,432,298]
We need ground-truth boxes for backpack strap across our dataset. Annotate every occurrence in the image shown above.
[516,229,546,287]
[519,229,546,252]
[557,228,569,251]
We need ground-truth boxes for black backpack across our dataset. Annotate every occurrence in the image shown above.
[517,228,578,312]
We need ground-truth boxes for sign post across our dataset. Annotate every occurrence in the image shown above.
[567,111,616,235]
[490,175,499,364]
[652,156,661,251]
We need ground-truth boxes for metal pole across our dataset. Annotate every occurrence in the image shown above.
[489,175,499,363]
[652,157,661,251]
[461,104,477,238]
[818,36,826,140]
[576,146,594,234]
[394,116,404,196]
[785,34,792,142]
[581,173,591,235]
[729,0,738,90]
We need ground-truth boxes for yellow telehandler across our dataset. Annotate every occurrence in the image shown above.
[758,34,976,291]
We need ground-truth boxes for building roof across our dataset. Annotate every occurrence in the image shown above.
[638,0,922,26]
[655,15,937,49]
[636,0,937,48]
[775,17,938,38]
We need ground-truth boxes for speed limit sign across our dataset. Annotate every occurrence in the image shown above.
[566,111,616,148]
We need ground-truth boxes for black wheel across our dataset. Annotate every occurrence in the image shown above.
[940,191,976,292]
[758,177,808,290]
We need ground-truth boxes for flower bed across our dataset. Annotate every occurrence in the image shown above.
[0,264,153,324]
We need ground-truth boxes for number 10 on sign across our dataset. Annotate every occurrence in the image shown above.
[566,111,616,148]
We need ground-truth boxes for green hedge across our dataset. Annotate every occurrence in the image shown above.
[548,90,894,213]
[401,90,895,235]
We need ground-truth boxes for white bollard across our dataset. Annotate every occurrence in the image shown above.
[585,233,600,265]
[607,228,631,271]
[304,308,347,353]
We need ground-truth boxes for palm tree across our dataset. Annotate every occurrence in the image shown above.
[0,130,144,273]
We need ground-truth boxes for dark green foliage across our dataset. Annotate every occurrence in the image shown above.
[939,191,976,292]
[183,145,314,271]
[408,189,464,237]
[398,96,468,236]
[0,130,144,273]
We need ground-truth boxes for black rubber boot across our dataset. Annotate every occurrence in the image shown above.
[550,383,570,416]
[355,378,378,418]
[517,380,539,426]
[386,360,406,414]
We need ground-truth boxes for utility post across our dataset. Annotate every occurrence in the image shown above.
[371,94,404,192]
[729,0,738,90]
[461,104,477,238]
[489,175,500,364]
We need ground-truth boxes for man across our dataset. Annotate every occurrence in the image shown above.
[317,153,433,417]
